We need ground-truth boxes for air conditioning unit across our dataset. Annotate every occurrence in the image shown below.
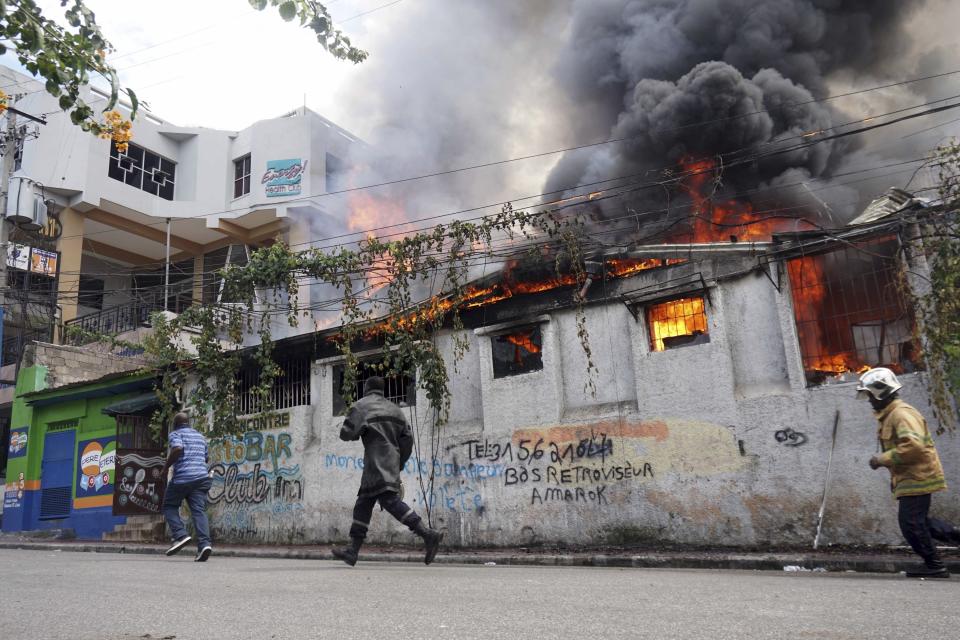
[4,175,47,229]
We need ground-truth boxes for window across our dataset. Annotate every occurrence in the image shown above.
[325,152,343,192]
[646,296,710,351]
[78,276,105,310]
[492,325,543,378]
[787,237,919,385]
[108,141,176,200]
[332,359,416,416]
[236,356,312,416]
[233,154,251,198]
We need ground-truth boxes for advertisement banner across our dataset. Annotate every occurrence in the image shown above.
[30,248,58,276]
[6,243,29,271]
[74,437,116,509]
[114,449,167,516]
[262,159,307,197]
[8,427,28,459]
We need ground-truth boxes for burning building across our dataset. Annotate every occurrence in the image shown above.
[169,184,957,550]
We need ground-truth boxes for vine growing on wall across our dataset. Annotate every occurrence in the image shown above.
[130,203,598,436]
[907,140,960,432]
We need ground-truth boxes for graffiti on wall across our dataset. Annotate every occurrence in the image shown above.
[774,428,808,447]
[465,423,657,507]
[208,425,305,541]
[323,453,494,513]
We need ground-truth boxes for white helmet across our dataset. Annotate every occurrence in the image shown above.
[856,367,903,400]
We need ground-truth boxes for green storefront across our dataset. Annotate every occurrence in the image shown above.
[2,361,159,538]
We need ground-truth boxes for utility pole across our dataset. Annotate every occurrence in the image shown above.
[0,107,17,315]
[0,98,46,370]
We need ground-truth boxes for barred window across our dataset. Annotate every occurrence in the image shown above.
[787,237,919,385]
[236,356,311,416]
[108,142,176,201]
[332,360,416,416]
[492,325,543,378]
[233,154,251,198]
[646,296,710,351]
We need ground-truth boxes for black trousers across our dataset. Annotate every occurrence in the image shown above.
[349,491,422,540]
[898,494,945,568]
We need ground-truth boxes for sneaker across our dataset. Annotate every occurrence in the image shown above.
[905,564,950,579]
[332,546,358,567]
[423,529,444,566]
[195,546,212,562]
[165,536,191,556]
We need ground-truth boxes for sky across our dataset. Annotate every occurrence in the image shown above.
[2,0,396,133]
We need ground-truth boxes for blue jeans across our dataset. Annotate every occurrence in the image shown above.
[163,477,212,551]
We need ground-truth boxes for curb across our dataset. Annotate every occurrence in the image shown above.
[2,540,957,574]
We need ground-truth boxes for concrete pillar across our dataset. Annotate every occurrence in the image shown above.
[192,254,204,305]
[54,207,84,342]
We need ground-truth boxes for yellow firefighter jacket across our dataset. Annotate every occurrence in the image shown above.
[875,399,946,498]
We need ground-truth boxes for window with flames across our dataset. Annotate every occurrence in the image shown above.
[646,296,710,352]
[332,359,417,416]
[787,237,920,385]
[492,325,543,378]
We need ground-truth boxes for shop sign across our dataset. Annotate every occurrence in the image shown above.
[5,244,58,275]
[114,450,166,516]
[262,158,306,197]
[74,437,116,508]
[8,427,28,459]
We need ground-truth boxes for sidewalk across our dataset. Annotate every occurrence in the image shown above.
[2,536,958,574]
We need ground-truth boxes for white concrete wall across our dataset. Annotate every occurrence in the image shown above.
[2,67,361,223]
[203,267,960,548]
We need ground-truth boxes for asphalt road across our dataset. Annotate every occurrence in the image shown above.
[1,549,957,640]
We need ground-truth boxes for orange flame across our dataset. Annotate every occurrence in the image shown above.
[347,192,410,239]
[678,157,812,242]
[786,256,862,375]
[504,331,541,355]
[647,297,708,352]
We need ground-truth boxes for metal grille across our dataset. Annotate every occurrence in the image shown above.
[236,356,311,416]
[646,296,710,351]
[116,415,164,450]
[47,419,79,432]
[787,237,918,385]
[39,486,71,519]
[332,360,416,416]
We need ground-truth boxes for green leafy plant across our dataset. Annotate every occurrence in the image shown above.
[126,204,597,436]
[914,140,960,431]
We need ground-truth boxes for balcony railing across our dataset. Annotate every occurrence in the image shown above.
[64,281,195,346]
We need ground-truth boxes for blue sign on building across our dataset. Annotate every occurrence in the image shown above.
[262,158,307,197]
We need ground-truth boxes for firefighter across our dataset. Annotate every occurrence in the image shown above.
[858,367,958,578]
[332,375,443,566]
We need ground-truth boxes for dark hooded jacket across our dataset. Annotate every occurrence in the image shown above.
[339,390,413,497]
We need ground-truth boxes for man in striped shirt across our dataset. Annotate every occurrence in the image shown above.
[162,412,213,562]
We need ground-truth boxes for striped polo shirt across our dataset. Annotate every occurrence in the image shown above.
[168,426,209,483]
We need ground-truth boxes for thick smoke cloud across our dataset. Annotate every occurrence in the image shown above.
[545,0,942,222]
[331,0,572,233]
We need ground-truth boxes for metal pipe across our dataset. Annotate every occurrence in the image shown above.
[164,218,171,312]
[600,242,775,259]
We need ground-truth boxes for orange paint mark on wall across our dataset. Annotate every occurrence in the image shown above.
[512,419,669,445]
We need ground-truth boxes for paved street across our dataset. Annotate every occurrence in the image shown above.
[1,548,958,640]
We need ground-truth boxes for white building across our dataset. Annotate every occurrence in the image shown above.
[1,65,362,347]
